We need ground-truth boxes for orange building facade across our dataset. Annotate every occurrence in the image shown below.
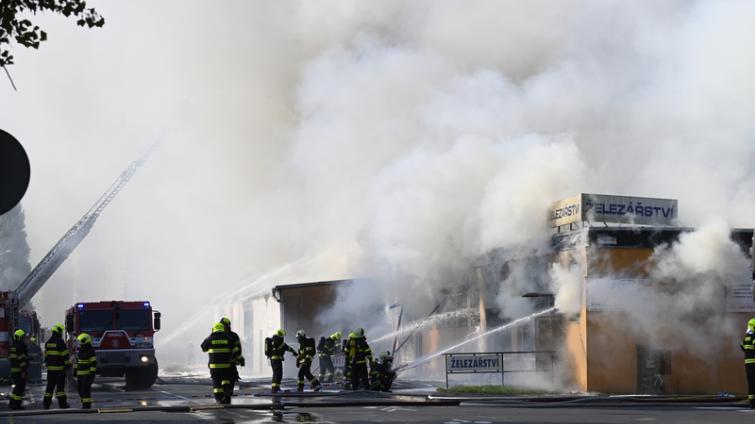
[556,226,753,394]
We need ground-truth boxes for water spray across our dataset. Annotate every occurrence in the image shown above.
[372,308,479,343]
[395,306,558,373]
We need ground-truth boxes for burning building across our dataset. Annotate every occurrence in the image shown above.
[221,194,753,394]
[550,194,753,394]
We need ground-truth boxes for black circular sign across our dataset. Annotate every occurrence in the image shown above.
[0,129,31,215]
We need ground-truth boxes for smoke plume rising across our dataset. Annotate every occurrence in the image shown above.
[0,1,753,366]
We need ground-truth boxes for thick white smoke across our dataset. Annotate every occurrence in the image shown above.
[586,219,751,354]
[0,1,754,365]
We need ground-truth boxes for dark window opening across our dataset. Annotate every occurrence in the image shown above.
[116,310,151,331]
[79,310,113,332]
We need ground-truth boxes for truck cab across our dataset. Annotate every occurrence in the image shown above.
[65,300,161,388]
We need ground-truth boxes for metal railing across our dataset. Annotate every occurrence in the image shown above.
[443,351,556,388]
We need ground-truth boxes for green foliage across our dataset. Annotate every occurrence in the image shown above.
[0,0,104,66]
[436,385,556,395]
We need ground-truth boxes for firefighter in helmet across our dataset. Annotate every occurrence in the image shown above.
[201,322,234,404]
[76,332,97,409]
[742,318,755,408]
[43,323,70,409]
[370,351,397,392]
[342,332,353,389]
[265,329,297,393]
[9,329,29,410]
[346,328,372,390]
[317,331,340,383]
[295,330,322,392]
[220,317,245,398]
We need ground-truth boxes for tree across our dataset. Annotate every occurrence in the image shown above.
[0,205,31,291]
[0,0,104,67]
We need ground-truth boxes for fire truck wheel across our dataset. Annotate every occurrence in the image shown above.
[125,363,158,389]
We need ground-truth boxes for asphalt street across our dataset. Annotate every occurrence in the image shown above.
[1,376,753,423]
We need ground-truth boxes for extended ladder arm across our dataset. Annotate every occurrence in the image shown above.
[15,148,153,308]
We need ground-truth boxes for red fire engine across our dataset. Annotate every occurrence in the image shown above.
[65,300,161,388]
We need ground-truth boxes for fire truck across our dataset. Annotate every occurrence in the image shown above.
[65,300,161,388]
[0,292,42,381]
[0,151,152,382]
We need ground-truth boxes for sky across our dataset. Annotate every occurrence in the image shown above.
[1,0,755,364]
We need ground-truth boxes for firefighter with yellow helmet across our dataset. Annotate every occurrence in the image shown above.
[76,332,97,409]
[742,318,755,408]
[9,329,29,410]
[43,323,70,409]
[264,329,297,392]
[201,322,234,404]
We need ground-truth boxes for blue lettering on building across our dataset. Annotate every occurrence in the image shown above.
[584,200,674,220]
[449,357,499,369]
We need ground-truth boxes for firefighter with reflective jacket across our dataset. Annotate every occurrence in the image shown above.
[742,318,755,408]
[264,329,297,393]
[201,322,234,404]
[370,351,397,392]
[317,331,340,383]
[295,330,322,392]
[346,328,372,390]
[43,323,70,409]
[9,329,29,410]
[342,333,352,389]
[220,317,245,398]
[76,333,97,409]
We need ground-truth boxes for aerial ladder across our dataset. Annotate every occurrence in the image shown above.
[14,147,153,308]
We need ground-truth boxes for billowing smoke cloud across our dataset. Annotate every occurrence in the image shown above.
[1,1,754,366]
[587,219,751,355]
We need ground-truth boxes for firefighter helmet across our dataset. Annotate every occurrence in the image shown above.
[348,331,356,339]
[52,323,64,334]
[331,331,342,340]
[276,329,286,337]
[380,351,392,362]
[296,329,306,340]
[13,329,25,340]
[77,333,92,344]
[356,327,365,337]
[220,317,231,327]
[212,322,225,333]
[748,318,755,330]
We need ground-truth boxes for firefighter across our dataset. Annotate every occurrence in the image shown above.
[342,332,353,389]
[201,322,234,404]
[75,333,96,409]
[27,335,43,383]
[265,329,297,393]
[220,317,245,398]
[295,330,322,392]
[43,323,70,409]
[370,351,397,392]
[346,328,372,390]
[317,331,340,383]
[9,329,28,410]
[742,318,755,408]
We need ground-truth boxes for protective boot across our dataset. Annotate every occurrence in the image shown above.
[297,382,304,392]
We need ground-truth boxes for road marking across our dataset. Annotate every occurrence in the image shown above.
[695,407,745,411]
[380,406,417,413]
[161,389,192,401]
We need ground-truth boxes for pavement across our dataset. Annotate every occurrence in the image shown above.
[0,376,753,423]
